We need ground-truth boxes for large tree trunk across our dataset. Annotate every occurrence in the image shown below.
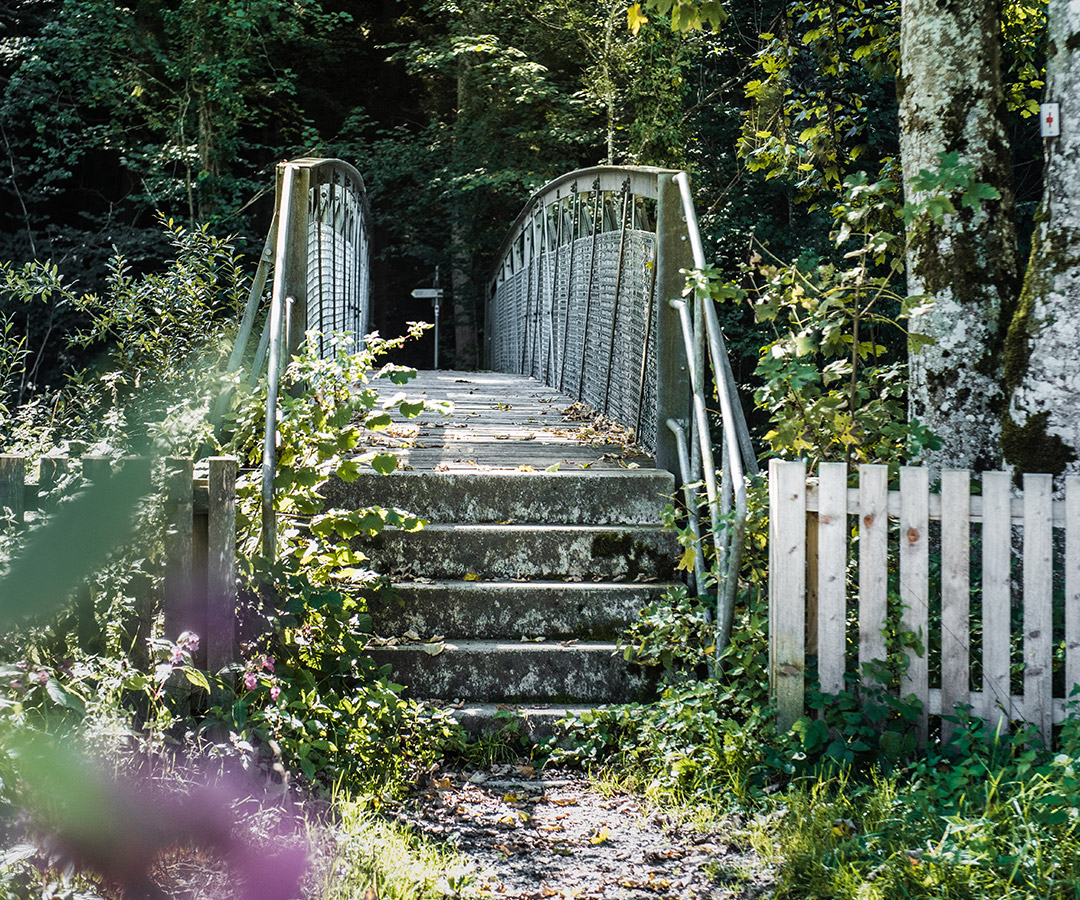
[1002,0,1080,479]
[899,0,1019,472]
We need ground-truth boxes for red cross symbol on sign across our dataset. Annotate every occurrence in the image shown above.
[1042,102,1061,137]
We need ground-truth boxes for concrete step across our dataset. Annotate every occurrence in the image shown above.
[366,640,648,704]
[355,524,677,581]
[323,470,675,524]
[369,580,675,640]
[447,703,599,740]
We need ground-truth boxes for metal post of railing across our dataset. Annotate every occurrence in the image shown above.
[282,164,311,360]
[262,163,298,562]
[558,188,580,393]
[653,174,693,475]
[578,181,602,401]
[261,294,284,560]
[667,417,709,605]
[603,183,631,411]
[673,170,753,654]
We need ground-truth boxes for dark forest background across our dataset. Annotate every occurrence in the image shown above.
[0,0,1044,373]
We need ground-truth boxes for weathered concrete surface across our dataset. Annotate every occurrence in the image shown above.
[450,704,594,739]
[349,369,682,717]
[354,370,653,472]
[366,641,650,703]
[354,524,677,581]
[323,469,675,525]
[370,580,675,640]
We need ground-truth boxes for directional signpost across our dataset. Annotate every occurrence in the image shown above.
[411,287,444,368]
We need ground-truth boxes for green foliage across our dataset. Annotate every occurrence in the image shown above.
[0,219,245,457]
[619,584,714,680]
[0,0,346,230]
[768,715,1080,898]
[698,173,938,470]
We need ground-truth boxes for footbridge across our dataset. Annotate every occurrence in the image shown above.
[238,158,758,723]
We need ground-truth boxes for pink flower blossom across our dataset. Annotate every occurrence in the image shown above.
[263,657,275,674]
[37,670,49,685]
[243,671,257,691]
[270,684,281,701]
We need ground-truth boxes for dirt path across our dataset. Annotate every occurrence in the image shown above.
[392,765,775,899]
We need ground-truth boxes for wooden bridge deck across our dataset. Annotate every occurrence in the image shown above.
[362,370,655,472]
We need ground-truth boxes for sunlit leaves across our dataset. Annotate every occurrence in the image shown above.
[627,3,649,35]
[639,0,726,32]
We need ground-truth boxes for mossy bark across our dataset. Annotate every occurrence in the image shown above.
[899,0,1019,473]
[1003,0,1080,480]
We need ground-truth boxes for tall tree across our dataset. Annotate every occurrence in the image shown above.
[898,0,1020,472]
[1002,0,1080,478]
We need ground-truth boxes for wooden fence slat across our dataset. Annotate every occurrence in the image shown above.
[769,459,807,731]
[38,456,70,498]
[982,471,1013,734]
[899,466,929,745]
[940,469,971,741]
[206,457,238,671]
[0,455,25,527]
[81,455,112,483]
[858,464,889,685]
[164,459,197,661]
[1024,473,1054,745]
[816,462,848,696]
[1068,477,1080,701]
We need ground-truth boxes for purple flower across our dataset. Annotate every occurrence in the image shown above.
[243,671,257,691]
[36,670,49,685]
[263,657,275,674]
[177,631,200,653]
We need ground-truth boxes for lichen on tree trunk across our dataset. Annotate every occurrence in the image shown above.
[899,0,1019,473]
[1003,0,1080,480]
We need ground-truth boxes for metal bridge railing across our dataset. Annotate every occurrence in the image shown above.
[224,158,372,559]
[487,166,757,659]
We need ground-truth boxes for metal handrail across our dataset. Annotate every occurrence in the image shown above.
[673,170,756,655]
[487,165,682,461]
[488,166,757,659]
[239,158,372,561]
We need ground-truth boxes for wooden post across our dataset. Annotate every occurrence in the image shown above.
[857,464,889,686]
[981,471,1013,736]
[1066,476,1080,707]
[817,462,848,697]
[206,457,237,671]
[899,465,930,745]
[0,455,25,527]
[770,458,807,731]
[940,469,971,741]
[164,459,200,663]
[653,174,693,477]
[1024,473,1054,745]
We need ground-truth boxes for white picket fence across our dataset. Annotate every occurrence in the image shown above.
[768,459,1080,746]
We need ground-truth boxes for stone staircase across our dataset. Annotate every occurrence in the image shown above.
[324,468,680,733]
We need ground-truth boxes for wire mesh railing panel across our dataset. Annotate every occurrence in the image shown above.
[300,162,371,359]
[488,168,668,452]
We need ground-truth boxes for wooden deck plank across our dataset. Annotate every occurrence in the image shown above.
[360,370,655,471]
